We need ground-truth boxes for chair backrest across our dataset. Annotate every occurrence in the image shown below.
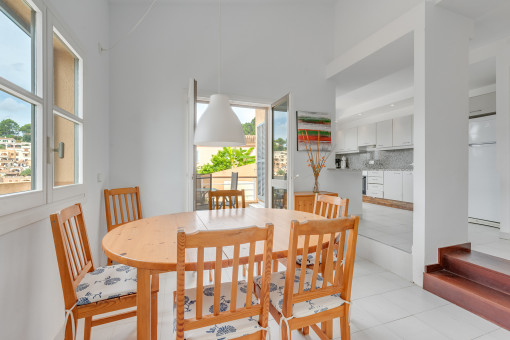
[175,225,274,339]
[313,194,349,219]
[50,203,94,308]
[230,172,239,190]
[282,217,359,318]
[208,189,246,209]
[104,186,143,232]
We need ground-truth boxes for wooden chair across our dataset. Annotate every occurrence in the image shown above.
[207,189,250,279]
[208,189,246,209]
[255,217,359,340]
[104,186,143,265]
[50,203,159,340]
[175,225,274,340]
[296,194,350,269]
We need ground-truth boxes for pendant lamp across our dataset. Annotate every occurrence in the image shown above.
[194,0,245,147]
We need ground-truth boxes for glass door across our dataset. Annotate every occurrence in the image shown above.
[270,95,290,209]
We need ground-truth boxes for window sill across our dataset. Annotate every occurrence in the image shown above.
[0,193,86,236]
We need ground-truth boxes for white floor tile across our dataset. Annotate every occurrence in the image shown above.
[384,316,450,339]
[475,328,510,340]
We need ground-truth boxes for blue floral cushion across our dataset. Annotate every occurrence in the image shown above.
[173,280,263,340]
[296,249,338,266]
[254,268,346,318]
[76,264,137,306]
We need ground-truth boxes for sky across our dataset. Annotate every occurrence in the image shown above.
[0,8,33,128]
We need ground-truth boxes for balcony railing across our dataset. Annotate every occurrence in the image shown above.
[195,174,258,210]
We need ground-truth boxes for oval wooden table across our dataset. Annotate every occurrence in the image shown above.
[102,208,324,340]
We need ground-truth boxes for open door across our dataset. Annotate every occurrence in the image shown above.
[269,94,292,209]
[186,78,197,211]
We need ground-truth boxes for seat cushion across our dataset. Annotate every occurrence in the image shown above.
[76,264,137,306]
[254,268,346,318]
[173,280,263,340]
[296,250,338,266]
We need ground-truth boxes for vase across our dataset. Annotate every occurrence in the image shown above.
[313,174,319,193]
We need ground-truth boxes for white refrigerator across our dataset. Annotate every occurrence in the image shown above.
[468,115,499,224]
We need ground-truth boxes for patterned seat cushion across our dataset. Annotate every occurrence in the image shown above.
[296,249,338,266]
[76,265,137,306]
[254,268,346,318]
[173,280,263,340]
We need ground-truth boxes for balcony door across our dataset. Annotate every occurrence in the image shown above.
[269,94,292,209]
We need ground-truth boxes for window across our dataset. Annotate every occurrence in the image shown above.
[0,0,84,218]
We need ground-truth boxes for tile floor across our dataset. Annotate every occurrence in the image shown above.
[74,257,510,340]
[359,203,510,259]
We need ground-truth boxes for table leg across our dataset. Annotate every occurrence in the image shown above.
[137,268,151,339]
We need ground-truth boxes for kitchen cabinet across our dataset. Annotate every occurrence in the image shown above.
[337,128,357,152]
[393,116,413,147]
[384,171,403,201]
[402,171,413,203]
[345,127,358,151]
[357,123,376,147]
[376,120,393,148]
[337,127,358,152]
[337,129,346,152]
[469,92,496,117]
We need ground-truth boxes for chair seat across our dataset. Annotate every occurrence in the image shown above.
[76,264,137,306]
[295,249,338,266]
[254,268,346,318]
[174,280,262,340]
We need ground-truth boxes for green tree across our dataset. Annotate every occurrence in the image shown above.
[198,147,256,174]
[0,119,20,137]
[20,168,31,176]
[242,117,256,135]
[0,144,5,149]
[273,138,287,151]
[20,124,31,142]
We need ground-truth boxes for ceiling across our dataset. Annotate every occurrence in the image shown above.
[334,0,506,123]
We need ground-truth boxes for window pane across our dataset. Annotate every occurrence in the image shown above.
[0,0,35,92]
[54,114,78,187]
[0,90,34,195]
[53,34,78,115]
[272,102,288,180]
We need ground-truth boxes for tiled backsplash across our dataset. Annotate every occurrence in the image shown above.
[336,149,414,170]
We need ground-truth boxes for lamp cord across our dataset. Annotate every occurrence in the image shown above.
[100,0,159,52]
[218,0,222,94]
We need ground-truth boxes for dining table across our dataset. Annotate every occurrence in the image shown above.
[102,207,325,340]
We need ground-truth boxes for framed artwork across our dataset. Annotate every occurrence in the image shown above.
[296,111,332,151]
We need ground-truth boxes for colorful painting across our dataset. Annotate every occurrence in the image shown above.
[296,111,332,151]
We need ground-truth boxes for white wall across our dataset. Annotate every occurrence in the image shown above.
[0,0,110,339]
[109,1,336,215]
[334,0,423,57]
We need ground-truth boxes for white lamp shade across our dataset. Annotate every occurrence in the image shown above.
[194,94,246,146]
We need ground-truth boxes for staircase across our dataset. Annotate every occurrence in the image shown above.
[423,243,510,331]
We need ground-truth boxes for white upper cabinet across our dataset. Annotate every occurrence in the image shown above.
[376,120,393,148]
[345,127,358,151]
[337,129,346,152]
[393,115,413,147]
[357,123,376,147]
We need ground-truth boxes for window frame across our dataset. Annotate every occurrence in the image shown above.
[0,0,85,233]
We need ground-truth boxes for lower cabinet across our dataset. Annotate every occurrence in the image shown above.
[402,171,413,203]
[383,171,403,201]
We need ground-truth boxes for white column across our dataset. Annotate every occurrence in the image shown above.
[413,3,473,285]
[497,42,510,239]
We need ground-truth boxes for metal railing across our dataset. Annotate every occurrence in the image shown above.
[210,175,258,202]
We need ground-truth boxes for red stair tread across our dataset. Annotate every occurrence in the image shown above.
[445,250,510,277]
[426,270,510,309]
